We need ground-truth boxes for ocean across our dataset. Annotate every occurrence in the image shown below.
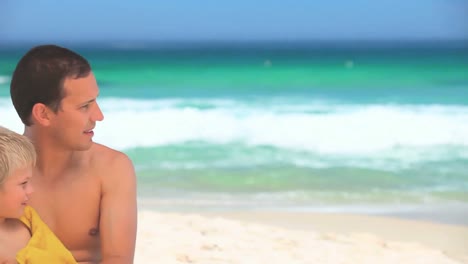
[1,42,467,224]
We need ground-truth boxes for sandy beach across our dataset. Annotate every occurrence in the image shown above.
[134,210,468,264]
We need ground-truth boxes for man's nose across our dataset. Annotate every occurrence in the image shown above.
[93,103,104,121]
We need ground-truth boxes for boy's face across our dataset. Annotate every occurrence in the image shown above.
[0,166,33,219]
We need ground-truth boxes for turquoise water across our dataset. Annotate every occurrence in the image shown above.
[1,43,468,216]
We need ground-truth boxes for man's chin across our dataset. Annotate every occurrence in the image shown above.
[75,141,94,151]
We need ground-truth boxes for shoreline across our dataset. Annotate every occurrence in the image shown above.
[138,198,468,226]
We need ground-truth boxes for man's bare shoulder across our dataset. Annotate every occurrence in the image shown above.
[88,143,135,178]
[89,143,131,164]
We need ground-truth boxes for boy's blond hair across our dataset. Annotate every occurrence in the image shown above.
[0,126,36,185]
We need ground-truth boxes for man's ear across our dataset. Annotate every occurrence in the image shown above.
[31,103,53,126]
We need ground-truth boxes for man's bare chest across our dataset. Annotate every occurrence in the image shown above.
[29,175,101,249]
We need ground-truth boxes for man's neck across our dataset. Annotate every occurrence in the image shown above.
[24,127,80,180]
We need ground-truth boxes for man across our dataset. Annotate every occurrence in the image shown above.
[10,45,137,263]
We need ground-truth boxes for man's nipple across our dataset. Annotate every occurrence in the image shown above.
[88,227,99,236]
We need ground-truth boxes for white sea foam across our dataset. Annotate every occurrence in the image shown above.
[2,97,468,159]
[97,98,468,154]
[0,75,10,85]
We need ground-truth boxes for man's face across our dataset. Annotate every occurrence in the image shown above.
[0,166,33,219]
[49,72,104,151]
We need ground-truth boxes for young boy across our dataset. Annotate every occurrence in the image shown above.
[0,126,77,263]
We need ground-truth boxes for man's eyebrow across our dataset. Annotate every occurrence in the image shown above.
[79,94,99,106]
[79,98,96,106]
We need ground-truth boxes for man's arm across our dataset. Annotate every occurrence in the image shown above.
[99,152,137,264]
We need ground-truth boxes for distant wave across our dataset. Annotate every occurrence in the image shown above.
[95,98,468,153]
[2,97,468,156]
[0,75,10,85]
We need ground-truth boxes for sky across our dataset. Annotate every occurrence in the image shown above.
[0,0,467,43]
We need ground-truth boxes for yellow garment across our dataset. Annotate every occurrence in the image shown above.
[16,206,77,264]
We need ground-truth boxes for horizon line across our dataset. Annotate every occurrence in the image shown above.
[1,39,467,50]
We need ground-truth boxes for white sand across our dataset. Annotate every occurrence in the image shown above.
[135,210,468,264]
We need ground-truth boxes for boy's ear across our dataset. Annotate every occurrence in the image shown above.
[31,103,53,126]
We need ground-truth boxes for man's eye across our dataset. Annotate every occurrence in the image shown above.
[81,104,90,109]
